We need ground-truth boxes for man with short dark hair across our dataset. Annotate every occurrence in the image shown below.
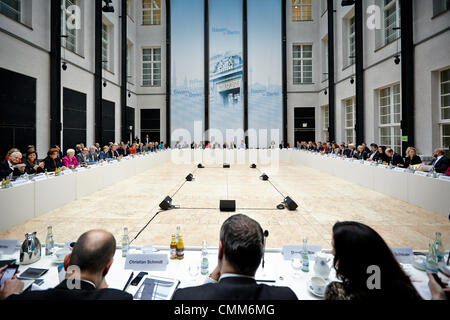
[368,143,379,161]
[172,214,298,300]
[8,230,132,300]
[429,148,450,174]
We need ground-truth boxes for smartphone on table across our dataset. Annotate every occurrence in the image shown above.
[0,264,19,286]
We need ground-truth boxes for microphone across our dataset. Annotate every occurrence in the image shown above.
[262,230,269,269]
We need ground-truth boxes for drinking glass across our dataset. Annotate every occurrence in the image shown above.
[188,264,199,282]
[291,258,302,278]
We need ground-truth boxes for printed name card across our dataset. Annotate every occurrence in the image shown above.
[414,171,430,177]
[75,167,86,172]
[124,253,168,271]
[394,167,408,173]
[345,158,353,162]
[363,161,373,166]
[390,247,413,264]
[439,175,450,182]
[0,239,19,254]
[281,244,321,260]
[10,180,30,187]
[62,170,73,175]
[32,175,48,182]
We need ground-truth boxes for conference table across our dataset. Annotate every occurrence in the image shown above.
[1,148,449,233]
[0,245,441,300]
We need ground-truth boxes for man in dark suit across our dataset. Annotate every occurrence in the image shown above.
[385,148,404,166]
[7,229,132,300]
[172,214,298,300]
[367,143,379,161]
[343,144,355,158]
[429,148,450,174]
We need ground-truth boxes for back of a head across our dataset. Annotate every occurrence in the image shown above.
[69,230,116,274]
[332,222,419,300]
[220,214,264,276]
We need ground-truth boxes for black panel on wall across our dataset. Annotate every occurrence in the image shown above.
[294,107,315,143]
[63,88,86,152]
[102,99,115,146]
[126,106,135,143]
[141,109,160,142]
[0,68,36,158]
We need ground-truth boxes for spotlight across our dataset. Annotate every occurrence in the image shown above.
[284,196,298,211]
[223,163,230,168]
[128,92,131,98]
[62,62,67,70]
[260,173,269,181]
[250,164,257,169]
[197,163,204,168]
[394,55,400,65]
[159,196,173,210]
[102,0,114,12]
[350,77,354,84]
[103,81,107,87]
[185,173,194,181]
[324,89,327,95]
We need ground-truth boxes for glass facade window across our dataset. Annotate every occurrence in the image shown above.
[292,0,312,22]
[348,16,355,66]
[344,98,355,145]
[0,0,21,22]
[440,69,450,148]
[102,22,109,70]
[379,84,401,153]
[61,0,78,53]
[143,0,161,25]
[384,0,400,45]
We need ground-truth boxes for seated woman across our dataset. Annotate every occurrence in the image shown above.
[403,147,422,168]
[377,146,389,163]
[325,221,422,300]
[353,145,368,160]
[25,151,45,174]
[44,148,66,172]
[62,149,79,169]
[99,146,111,160]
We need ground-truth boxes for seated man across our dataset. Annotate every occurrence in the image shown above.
[429,148,450,174]
[87,146,99,162]
[0,151,25,179]
[76,147,89,166]
[7,229,132,300]
[385,148,404,166]
[172,214,298,300]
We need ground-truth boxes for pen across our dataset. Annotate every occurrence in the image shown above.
[123,272,134,291]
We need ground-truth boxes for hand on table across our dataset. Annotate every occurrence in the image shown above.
[427,272,449,300]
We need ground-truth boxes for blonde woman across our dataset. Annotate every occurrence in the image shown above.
[403,147,422,168]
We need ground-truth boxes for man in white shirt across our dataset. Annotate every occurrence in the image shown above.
[0,151,25,180]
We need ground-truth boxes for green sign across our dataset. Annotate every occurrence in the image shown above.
[402,136,408,142]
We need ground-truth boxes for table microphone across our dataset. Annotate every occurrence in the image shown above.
[262,230,269,269]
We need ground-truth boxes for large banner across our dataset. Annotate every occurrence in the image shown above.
[209,0,244,145]
[170,0,204,145]
[248,0,282,148]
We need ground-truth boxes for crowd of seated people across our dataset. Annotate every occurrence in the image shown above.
[1,214,448,301]
[295,140,450,175]
[0,138,167,180]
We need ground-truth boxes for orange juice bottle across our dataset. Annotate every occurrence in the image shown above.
[170,234,177,260]
[176,235,184,260]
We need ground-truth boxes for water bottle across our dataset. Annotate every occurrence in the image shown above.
[301,238,309,273]
[435,232,444,262]
[45,226,54,256]
[201,240,209,275]
[122,227,129,257]
[426,242,439,273]
[432,168,437,179]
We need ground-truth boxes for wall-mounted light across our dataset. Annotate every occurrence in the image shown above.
[103,81,107,87]
[128,91,131,98]
[394,55,400,65]
[324,89,328,95]
[102,0,114,12]
[62,62,67,71]
[350,76,354,84]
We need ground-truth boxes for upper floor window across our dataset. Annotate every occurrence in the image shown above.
[293,44,313,84]
[383,0,400,45]
[292,0,312,22]
[0,0,21,22]
[433,0,450,16]
[142,47,161,86]
[440,68,450,149]
[102,22,110,70]
[61,0,79,53]
[127,0,134,20]
[322,105,329,142]
[348,16,355,66]
[143,0,161,25]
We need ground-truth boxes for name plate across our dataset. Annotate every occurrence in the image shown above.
[378,164,389,169]
[345,158,353,162]
[61,170,73,175]
[32,175,48,182]
[414,171,429,177]
[0,239,19,254]
[10,180,30,187]
[394,167,408,173]
[75,167,86,172]
[390,247,413,264]
[124,253,168,271]
[281,244,321,260]
[439,175,450,182]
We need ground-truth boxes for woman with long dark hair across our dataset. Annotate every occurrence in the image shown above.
[325,221,422,300]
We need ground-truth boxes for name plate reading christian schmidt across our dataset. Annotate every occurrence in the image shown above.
[125,254,168,271]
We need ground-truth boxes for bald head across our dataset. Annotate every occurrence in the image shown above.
[69,230,116,273]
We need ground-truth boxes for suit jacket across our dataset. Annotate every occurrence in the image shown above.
[430,156,450,174]
[7,279,133,301]
[118,148,129,157]
[390,153,405,166]
[44,156,63,172]
[404,155,422,168]
[343,148,354,158]
[87,152,99,162]
[368,150,379,161]
[76,153,89,164]
[172,276,298,300]
[0,161,13,180]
